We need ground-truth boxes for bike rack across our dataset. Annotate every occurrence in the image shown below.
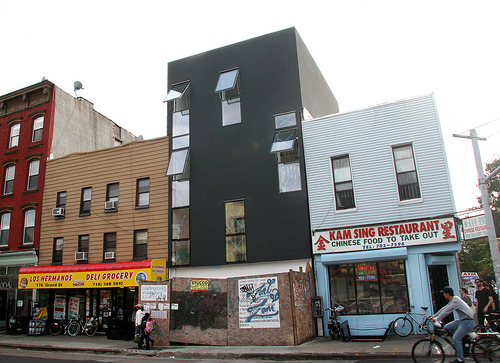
[343,321,392,342]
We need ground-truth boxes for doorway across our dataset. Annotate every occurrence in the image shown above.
[0,290,7,328]
[428,265,452,323]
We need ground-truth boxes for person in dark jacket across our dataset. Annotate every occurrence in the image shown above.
[137,313,150,350]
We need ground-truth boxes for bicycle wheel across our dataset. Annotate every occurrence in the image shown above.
[412,338,445,363]
[48,321,63,335]
[68,321,80,336]
[85,320,98,336]
[423,317,434,334]
[472,336,500,363]
[394,317,413,337]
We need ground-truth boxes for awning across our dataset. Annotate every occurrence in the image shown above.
[18,259,166,289]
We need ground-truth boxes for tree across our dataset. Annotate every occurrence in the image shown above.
[477,156,500,212]
[459,237,495,282]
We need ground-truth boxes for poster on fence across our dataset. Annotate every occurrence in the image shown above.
[238,276,280,329]
[141,284,168,301]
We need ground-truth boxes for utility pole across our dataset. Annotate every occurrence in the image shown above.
[454,129,500,285]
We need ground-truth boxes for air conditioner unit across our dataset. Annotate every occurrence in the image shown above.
[104,252,115,260]
[105,201,118,210]
[75,252,88,261]
[52,208,65,216]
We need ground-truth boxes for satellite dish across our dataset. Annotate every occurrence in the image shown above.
[74,81,84,97]
[137,135,144,140]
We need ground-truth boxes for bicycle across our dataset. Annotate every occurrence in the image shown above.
[471,332,500,362]
[48,319,75,335]
[473,312,500,334]
[393,305,433,337]
[411,323,474,363]
[325,304,345,340]
[67,316,98,337]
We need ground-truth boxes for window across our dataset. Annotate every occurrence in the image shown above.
[133,230,148,260]
[270,130,297,153]
[393,144,421,201]
[23,209,36,244]
[275,111,297,129]
[278,162,302,193]
[225,200,246,262]
[56,191,67,209]
[172,180,190,208]
[171,207,190,266]
[215,68,241,126]
[32,116,44,142]
[165,82,190,151]
[329,261,408,315]
[136,178,150,207]
[52,237,63,264]
[331,156,355,210]
[80,187,92,215]
[78,235,89,253]
[103,232,116,260]
[27,159,40,190]
[4,165,15,194]
[0,213,10,246]
[164,82,190,113]
[114,125,122,139]
[9,123,20,148]
[166,149,190,178]
[106,183,119,210]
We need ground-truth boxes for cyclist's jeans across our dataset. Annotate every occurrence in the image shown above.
[444,319,475,361]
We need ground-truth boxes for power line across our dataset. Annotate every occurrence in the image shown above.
[457,117,500,136]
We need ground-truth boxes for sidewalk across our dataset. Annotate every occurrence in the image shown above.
[0,331,426,360]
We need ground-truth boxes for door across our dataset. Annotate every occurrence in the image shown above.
[428,265,452,323]
[0,290,7,328]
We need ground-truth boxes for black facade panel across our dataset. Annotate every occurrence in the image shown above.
[167,28,337,267]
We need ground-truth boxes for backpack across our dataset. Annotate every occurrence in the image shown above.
[145,319,156,333]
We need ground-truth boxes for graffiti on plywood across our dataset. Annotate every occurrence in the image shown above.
[239,277,280,329]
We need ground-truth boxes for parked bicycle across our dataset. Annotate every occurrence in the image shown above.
[325,304,345,340]
[48,319,75,336]
[67,316,98,337]
[393,305,433,337]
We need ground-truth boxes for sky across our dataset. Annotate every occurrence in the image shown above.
[1,0,499,214]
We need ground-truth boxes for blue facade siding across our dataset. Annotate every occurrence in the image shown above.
[303,94,456,230]
[303,94,461,336]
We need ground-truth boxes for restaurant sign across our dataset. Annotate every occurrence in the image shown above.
[462,214,488,240]
[312,217,457,254]
[18,259,167,289]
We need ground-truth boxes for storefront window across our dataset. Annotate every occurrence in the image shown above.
[329,260,408,315]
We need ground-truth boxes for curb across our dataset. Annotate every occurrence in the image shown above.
[0,342,414,360]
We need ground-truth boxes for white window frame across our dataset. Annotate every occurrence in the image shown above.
[27,159,40,190]
[32,116,44,142]
[9,123,20,148]
[0,213,10,246]
[23,209,36,245]
[4,165,15,195]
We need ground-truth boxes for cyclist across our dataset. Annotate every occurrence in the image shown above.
[430,286,475,363]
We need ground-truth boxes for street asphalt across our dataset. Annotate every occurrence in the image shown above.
[0,331,443,361]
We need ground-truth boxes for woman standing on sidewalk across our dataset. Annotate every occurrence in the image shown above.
[137,313,151,350]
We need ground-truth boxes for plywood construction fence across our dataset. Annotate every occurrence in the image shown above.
[167,270,316,346]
